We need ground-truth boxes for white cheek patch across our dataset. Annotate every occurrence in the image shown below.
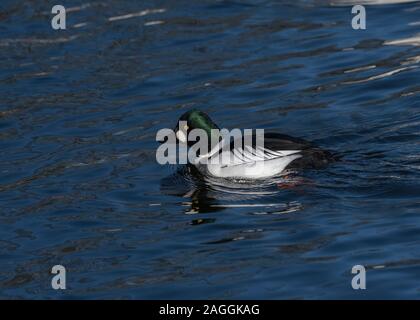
[176,130,187,143]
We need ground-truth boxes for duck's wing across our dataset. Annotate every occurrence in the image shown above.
[229,144,301,164]
[203,131,336,178]
[214,131,335,172]
[203,134,302,178]
[207,146,301,178]
[225,132,306,163]
[263,132,337,169]
[263,132,314,151]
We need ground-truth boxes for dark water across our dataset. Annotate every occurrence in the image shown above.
[0,0,419,299]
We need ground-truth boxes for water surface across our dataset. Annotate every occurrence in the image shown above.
[0,0,419,299]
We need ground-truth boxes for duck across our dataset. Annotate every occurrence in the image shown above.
[172,109,337,179]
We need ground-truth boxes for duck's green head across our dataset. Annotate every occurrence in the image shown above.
[175,109,219,147]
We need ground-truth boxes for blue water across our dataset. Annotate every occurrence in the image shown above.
[0,0,419,299]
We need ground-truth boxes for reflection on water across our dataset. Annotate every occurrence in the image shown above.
[161,166,305,215]
[0,0,420,299]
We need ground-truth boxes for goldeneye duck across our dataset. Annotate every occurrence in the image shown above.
[173,109,337,179]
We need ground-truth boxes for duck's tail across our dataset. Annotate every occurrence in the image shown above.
[287,148,340,170]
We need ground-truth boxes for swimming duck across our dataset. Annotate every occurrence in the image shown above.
[172,109,336,179]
